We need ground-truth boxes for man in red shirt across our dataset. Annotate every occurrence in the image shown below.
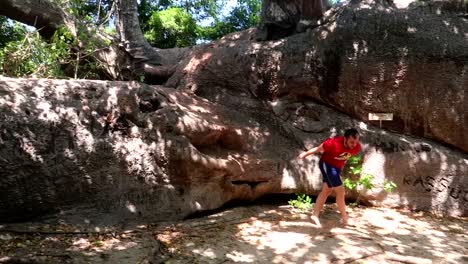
[298,128,361,227]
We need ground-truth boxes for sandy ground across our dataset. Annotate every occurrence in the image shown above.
[0,204,467,264]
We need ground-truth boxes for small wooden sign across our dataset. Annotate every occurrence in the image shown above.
[368,113,393,121]
[369,113,393,128]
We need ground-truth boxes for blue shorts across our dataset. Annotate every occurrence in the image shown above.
[319,161,342,187]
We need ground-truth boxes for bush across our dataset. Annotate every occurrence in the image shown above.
[343,155,397,205]
[288,193,314,211]
[0,27,72,78]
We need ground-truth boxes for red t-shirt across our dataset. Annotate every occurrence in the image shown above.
[320,136,361,169]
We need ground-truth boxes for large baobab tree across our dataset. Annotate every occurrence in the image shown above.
[0,0,467,222]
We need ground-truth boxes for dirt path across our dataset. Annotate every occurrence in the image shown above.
[1,205,467,264]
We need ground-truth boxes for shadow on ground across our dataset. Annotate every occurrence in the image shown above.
[1,203,466,264]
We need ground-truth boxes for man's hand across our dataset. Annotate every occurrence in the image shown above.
[297,143,324,159]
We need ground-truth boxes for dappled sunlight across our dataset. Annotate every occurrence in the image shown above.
[352,207,466,263]
[70,236,138,253]
[1,1,467,262]
[319,21,338,40]
[106,86,120,110]
[183,52,213,74]
[358,125,467,216]
[0,222,154,263]
[225,251,256,262]
[407,26,417,33]
[393,50,408,89]
[394,0,416,9]
[0,78,200,223]
[150,204,467,263]
[265,39,287,49]
[280,166,299,189]
[17,136,44,162]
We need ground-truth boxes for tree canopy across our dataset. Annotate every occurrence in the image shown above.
[0,0,262,79]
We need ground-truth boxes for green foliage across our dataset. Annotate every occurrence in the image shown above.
[347,155,361,166]
[139,0,261,46]
[199,0,261,40]
[343,155,397,205]
[359,174,375,190]
[0,17,26,49]
[178,0,225,20]
[139,0,225,30]
[144,7,198,48]
[0,24,101,79]
[0,27,72,78]
[53,0,113,24]
[343,178,357,190]
[384,180,397,192]
[226,0,261,31]
[288,193,314,211]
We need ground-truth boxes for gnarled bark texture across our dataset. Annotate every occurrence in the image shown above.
[0,77,466,223]
[257,0,331,40]
[168,1,468,153]
[0,1,467,223]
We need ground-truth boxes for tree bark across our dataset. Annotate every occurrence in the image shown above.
[0,0,75,39]
[168,1,468,153]
[257,0,331,40]
[115,0,160,64]
[0,0,467,222]
[113,0,188,83]
[0,76,466,223]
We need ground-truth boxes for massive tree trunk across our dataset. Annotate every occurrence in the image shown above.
[0,76,466,223]
[0,0,467,223]
[168,0,468,153]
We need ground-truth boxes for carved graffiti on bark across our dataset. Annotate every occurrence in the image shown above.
[402,175,468,202]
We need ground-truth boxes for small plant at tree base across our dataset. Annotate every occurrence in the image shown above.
[384,180,397,192]
[344,155,397,205]
[344,174,375,205]
[288,193,313,211]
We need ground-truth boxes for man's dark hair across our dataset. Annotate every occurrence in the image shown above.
[344,128,359,138]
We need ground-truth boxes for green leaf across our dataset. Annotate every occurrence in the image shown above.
[384,181,397,192]
[343,178,357,190]
[288,193,314,211]
[351,167,362,175]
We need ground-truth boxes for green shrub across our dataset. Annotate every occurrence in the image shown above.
[344,155,397,205]
[0,27,72,78]
[288,193,314,211]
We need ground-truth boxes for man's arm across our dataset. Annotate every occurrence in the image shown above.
[298,143,324,159]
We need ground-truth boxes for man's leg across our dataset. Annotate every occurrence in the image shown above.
[311,183,333,226]
[334,185,349,225]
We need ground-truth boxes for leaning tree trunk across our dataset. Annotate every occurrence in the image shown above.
[115,0,160,64]
[113,0,188,83]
